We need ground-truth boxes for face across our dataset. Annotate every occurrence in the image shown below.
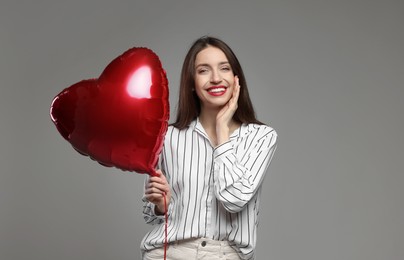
[194,46,235,110]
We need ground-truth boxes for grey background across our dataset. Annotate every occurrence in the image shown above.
[1,1,403,259]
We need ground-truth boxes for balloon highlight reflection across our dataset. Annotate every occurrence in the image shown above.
[50,48,169,176]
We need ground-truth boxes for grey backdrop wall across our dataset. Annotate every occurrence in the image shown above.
[1,1,403,259]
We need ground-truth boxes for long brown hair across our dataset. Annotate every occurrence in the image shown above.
[172,36,263,129]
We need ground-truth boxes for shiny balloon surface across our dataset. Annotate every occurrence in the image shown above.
[50,48,169,176]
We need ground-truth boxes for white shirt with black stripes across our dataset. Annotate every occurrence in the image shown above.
[141,118,278,260]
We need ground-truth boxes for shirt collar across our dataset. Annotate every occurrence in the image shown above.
[191,117,245,140]
[192,117,209,139]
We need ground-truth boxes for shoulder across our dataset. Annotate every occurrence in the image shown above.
[166,124,191,134]
[167,119,197,134]
[165,125,179,139]
[164,124,192,142]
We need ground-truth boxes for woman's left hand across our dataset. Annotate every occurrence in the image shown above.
[216,75,240,145]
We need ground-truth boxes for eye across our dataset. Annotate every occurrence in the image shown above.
[220,66,231,72]
[197,68,209,74]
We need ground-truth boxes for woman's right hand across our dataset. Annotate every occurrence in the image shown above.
[144,169,171,215]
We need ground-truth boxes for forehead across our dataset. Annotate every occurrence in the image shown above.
[195,46,228,66]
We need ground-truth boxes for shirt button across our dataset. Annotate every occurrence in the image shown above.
[201,241,207,247]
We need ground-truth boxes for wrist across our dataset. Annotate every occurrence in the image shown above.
[216,133,230,146]
[154,203,166,215]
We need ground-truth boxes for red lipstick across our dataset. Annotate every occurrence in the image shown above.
[207,85,227,96]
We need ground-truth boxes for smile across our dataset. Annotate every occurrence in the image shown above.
[207,86,227,96]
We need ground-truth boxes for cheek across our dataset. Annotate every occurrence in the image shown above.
[194,76,206,90]
[193,78,203,97]
[224,72,235,85]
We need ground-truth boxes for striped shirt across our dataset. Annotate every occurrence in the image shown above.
[141,118,278,259]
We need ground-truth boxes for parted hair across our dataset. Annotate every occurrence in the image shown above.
[172,36,263,129]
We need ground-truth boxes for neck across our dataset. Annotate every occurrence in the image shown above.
[199,108,220,133]
[198,106,239,147]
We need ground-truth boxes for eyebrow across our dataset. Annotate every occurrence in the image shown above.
[195,61,230,68]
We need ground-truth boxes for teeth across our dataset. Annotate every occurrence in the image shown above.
[208,88,225,93]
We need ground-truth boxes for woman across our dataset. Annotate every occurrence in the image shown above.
[141,36,278,260]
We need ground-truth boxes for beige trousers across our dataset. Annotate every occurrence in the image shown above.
[143,238,241,260]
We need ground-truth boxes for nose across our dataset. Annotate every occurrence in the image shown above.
[210,69,222,84]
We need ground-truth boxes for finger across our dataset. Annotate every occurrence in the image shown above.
[148,175,168,185]
[234,83,240,101]
[145,191,164,197]
[157,172,168,182]
[146,182,169,192]
[236,76,241,90]
[149,170,167,181]
[147,182,168,194]
[145,188,165,196]
[234,83,241,102]
[145,193,163,202]
[230,87,240,108]
[146,185,170,193]
[148,177,165,185]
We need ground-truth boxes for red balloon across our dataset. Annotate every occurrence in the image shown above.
[50,47,169,176]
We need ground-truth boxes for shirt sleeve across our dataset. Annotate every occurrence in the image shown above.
[213,125,278,213]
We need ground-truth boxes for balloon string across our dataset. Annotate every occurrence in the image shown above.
[163,193,168,260]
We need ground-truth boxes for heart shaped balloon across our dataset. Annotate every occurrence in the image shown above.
[50,47,169,176]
